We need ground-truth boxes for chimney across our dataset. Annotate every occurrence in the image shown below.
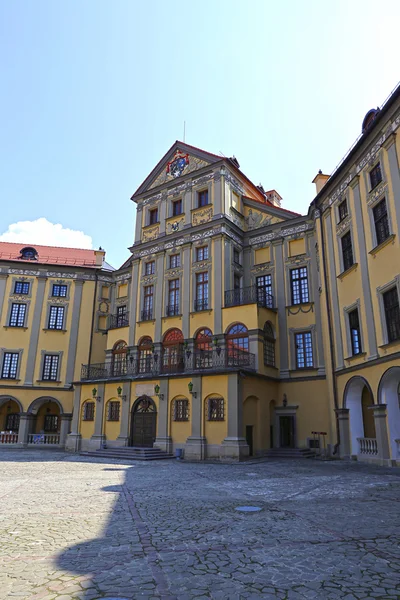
[94,247,105,267]
[312,170,330,195]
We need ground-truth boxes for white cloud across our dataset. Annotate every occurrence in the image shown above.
[0,218,93,249]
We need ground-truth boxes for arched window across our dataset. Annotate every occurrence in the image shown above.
[206,396,225,421]
[112,341,127,376]
[194,328,213,368]
[162,329,184,373]
[226,323,249,366]
[263,322,275,367]
[138,336,153,374]
[19,246,38,261]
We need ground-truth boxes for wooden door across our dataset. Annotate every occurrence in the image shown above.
[279,416,295,448]
[131,412,156,447]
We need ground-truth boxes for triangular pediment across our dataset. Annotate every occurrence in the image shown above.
[241,197,298,231]
[132,141,222,198]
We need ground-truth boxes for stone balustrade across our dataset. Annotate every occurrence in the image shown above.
[357,437,378,455]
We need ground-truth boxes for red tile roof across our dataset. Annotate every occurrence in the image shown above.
[0,241,102,268]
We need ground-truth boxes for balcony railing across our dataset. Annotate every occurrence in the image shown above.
[165,304,180,317]
[0,433,18,444]
[194,299,209,311]
[357,437,378,455]
[224,285,274,309]
[108,311,129,329]
[81,348,256,381]
[27,433,60,445]
[141,309,153,321]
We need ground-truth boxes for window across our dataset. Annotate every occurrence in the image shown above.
[107,401,120,421]
[172,199,183,216]
[116,305,128,327]
[44,415,59,432]
[14,281,29,295]
[162,328,184,373]
[207,397,224,421]
[42,355,59,381]
[295,332,313,369]
[263,322,275,366]
[19,246,37,260]
[142,285,154,320]
[196,246,209,261]
[198,190,209,207]
[290,267,309,305]
[256,275,273,308]
[373,198,390,246]
[83,402,95,421]
[226,323,249,365]
[194,328,213,368]
[169,254,180,269]
[348,309,362,355]
[1,353,19,379]
[383,288,400,343]
[145,261,155,275]
[112,341,127,376]
[195,272,209,311]
[5,413,19,432]
[167,279,180,316]
[138,336,153,374]
[149,208,158,225]
[370,162,382,190]
[233,249,241,265]
[338,198,348,222]
[341,231,354,271]
[52,284,67,297]
[9,303,26,327]
[48,306,65,330]
[234,274,241,290]
[174,399,189,421]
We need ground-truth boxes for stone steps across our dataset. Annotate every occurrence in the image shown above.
[80,446,175,461]
[266,447,316,459]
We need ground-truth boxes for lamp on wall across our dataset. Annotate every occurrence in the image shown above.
[117,386,127,401]
[154,384,164,400]
[188,382,197,398]
[92,388,101,403]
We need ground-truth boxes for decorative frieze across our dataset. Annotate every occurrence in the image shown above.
[142,225,160,242]
[285,254,310,267]
[251,262,272,274]
[192,206,213,226]
[192,172,214,187]
[250,222,312,246]
[336,215,352,236]
[165,268,183,279]
[367,182,387,207]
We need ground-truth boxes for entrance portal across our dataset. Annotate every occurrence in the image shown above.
[279,416,295,448]
[245,425,254,456]
[130,396,157,447]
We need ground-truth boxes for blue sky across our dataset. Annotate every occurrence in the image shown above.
[1,0,399,268]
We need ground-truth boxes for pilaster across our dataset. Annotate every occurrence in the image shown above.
[185,376,206,460]
[17,413,34,446]
[182,244,191,338]
[134,205,143,243]
[335,408,351,458]
[213,236,223,335]
[370,404,391,463]
[65,280,84,386]
[384,133,400,238]
[220,373,249,460]
[0,274,8,323]
[59,413,73,447]
[128,259,140,346]
[24,274,47,385]
[154,379,172,453]
[273,240,289,377]
[65,386,82,451]
[154,252,165,341]
[89,383,106,450]
[117,381,131,446]
[323,211,344,368]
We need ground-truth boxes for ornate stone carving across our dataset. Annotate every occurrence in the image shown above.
[192,206,213,226]
[142,275,156,285]
[336,215,352,236]
[148,154,212,191]
[192,260,211,272]
[192,172,214,187]
[141,193,162,207]
[165,268,183,279]
[251,263,272,274]
[367,181,387,207]
[99,301,109,314]
[285,254,309,266]
[167,217,185,234]
[142,225,159,242]
[245,209,273,231]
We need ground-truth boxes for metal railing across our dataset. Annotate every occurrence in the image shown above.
[108,311,129,329]
[194,299,209,311]
[165,304,180,317]
[141,309,153,321]
[81,348,256,381]
[0,433,18,444]
[224,285,274,309]
[28,434,60,445]
[357,437,378,455]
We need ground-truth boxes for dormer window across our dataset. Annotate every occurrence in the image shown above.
[19,247,38,261]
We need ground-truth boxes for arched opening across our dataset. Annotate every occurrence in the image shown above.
[344,377,375,455]
[243,396,260,456]
[378,366,400,458]
[226,323,249,366]
[0,396,22,442]
[130,396,157,447]
[263,322,275,367]
[112,341,127,377]
[27,397,63,443]
[162,328,184,373]
[269,399,276,448]
[138,336,153,374]
[194,327,213,368]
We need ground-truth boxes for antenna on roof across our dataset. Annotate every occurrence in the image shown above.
[183,121,186,143]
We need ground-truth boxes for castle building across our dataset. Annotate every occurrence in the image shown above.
[1,83,400,465]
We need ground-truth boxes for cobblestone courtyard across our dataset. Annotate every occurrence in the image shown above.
[1,452,400,600]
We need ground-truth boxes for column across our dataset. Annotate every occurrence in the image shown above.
[59,414,73,447]
[116,381,131,446]
[154,379,172,453]
[89,383,105,450]
[370,404,391,464]
[159,194,167,236]
[323,211,344,368]
[384,133,400,231]
[17,413,34,446]
[335,408,351,458]
[274,240,289,377]
[182,244,191,339]
[185,376,206,460]
[134,205,143,243]
[65,386,82,451]
[128,260,140,346]
[0,274,8,321]
[154,252,165,342]
[310,235,325,375]
[65,280,84,386]
[24,273,47,385]
[213,236,223,334]
[220,373,249,460]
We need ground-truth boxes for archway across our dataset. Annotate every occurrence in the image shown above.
[269,399,276,448]
[111,340,127,377]
[343,377,375,455]
[162,328,184,374]
[130,396,157,447]
[0,396,23,435]
[243,396,260,456]
[27,397,63,436]
[378,367,400,457]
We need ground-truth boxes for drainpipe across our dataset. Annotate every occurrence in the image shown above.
[88,271,99,366]
[318,211,340,451]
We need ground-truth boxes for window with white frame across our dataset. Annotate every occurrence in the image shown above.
[383,288,400,343]
[295,332,313,368]
[9,303,26,327]
[48,306,65,330]
[290,267,309,305]
[373,198,390,246]
[341,231,354,272]
[1,353,19,379]
[42,354,59,381]
[14,281,30,295]
[348,308,362,355]
[52,284,67,297]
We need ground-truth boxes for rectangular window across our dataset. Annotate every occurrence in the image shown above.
[143,285,154,320]
[1,352,19,379]
[52,284,67,297]
[14,281,30,295]
[169,254,180,269]
[198,190,209,207]
[83,402,95,421]
[338,198,348,222]
[116,305,127,327]
[195,272,209,311]
[290,267,309,305]
[348,309,362,355]
[383,287,400,343]
[48,306,65,330]
[370,162,382,190]
[167,279,180,316]
[207,397,224,421]
[172,199,183,216]
[295,332,313,369]
[42,355,59,381]
[145,261,155,275]
[107,401,120,421]
[149,208,158,225]
[174,399,189,421]
[341,231,354,271]
[256,274,273,308]
[44,415,59,432]
[233,249,241,265]
[196,246,209,261]
[9,303,26,327]
[373,198,390,246]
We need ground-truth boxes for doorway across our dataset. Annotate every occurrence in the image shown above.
[246,425,254,456]
[279,416,295,448]
[130,396,157,447]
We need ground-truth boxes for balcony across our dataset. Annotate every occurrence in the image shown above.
[224,285,274,309]
[108,311,129,329]
[81,348,256,381]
